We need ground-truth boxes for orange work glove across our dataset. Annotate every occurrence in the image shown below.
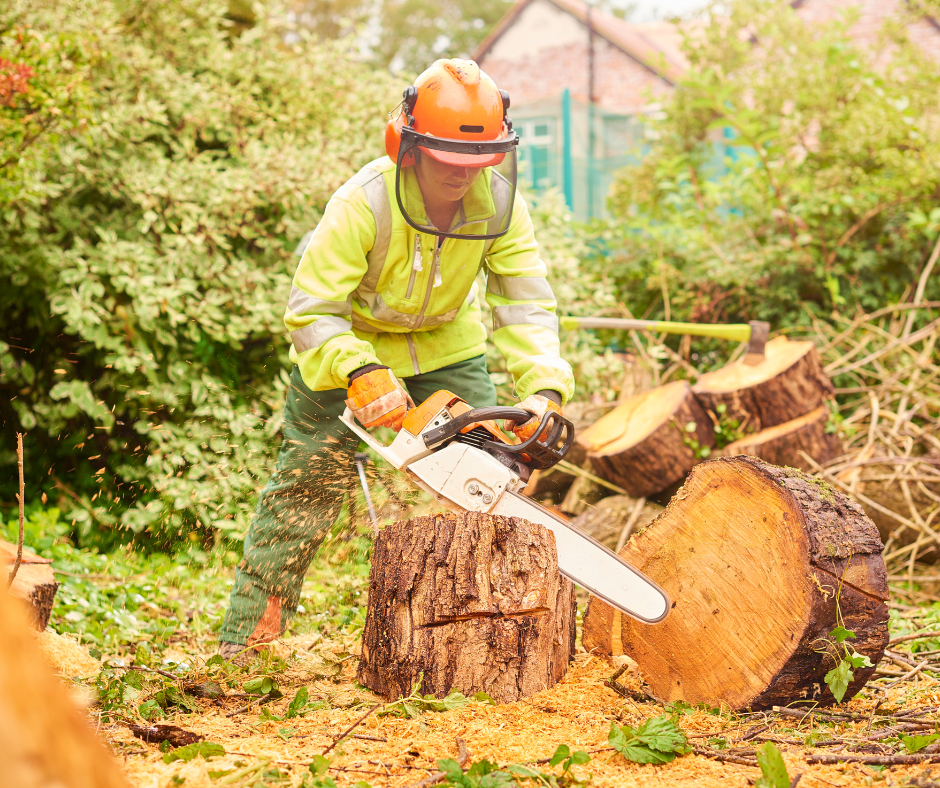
[504,391,562,442]
[346,365,414,431]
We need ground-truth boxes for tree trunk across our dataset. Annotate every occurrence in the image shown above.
[582,456,888,711]
[577,380,714,499]
[693,337,834,431]
[357,512,576,705]
[1,540,58,631]
[722,405,843,471]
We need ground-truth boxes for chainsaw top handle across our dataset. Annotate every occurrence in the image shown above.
[421,406,574,470]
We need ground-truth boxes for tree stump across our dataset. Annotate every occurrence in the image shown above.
[1,540,58,630]
[357,512,576,704]
[722,405,843,471]
[582,456,888,710]
[693,337,834,431]
[577,380,714,498]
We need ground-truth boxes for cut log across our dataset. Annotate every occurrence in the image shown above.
[0,587,130,788]
[722,405,843,471]
[583,456,888,710]
[357,512,576,704]
[693,336,834,431]
[577,380,714,498]
[1,540,58,630]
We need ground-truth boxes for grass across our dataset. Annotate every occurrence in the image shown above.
[3,506,373,662]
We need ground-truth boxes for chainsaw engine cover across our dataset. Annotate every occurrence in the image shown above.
[407,443,519,512]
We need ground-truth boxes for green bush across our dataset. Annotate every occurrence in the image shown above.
[0,0,397,548]
[599,0,940,328]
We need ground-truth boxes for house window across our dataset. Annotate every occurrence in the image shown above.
[517,117,555,188]
[602,115,640,159]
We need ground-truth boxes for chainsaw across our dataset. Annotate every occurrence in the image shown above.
[340,391,670,624]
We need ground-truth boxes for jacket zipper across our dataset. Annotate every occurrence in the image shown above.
[405,334,420,375]
[406,235,422,300]
[415,237,443,330]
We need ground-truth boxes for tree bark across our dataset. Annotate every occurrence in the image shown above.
[693,337,834,431]
[578,380,714,499]
[1,540,58,631]
[583,456,888,711]
[722,405,843,471]
[357,512,576,705]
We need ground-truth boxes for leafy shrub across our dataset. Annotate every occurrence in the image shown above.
[0,0,397,547]
[599,0,940,329]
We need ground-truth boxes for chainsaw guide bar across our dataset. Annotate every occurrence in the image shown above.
[339,390,670,625]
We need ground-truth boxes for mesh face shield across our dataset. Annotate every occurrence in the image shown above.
[395,126,519,241]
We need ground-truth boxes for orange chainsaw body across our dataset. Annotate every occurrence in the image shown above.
[401,390,515,445]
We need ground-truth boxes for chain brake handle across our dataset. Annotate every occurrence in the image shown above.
[422,406,574,470]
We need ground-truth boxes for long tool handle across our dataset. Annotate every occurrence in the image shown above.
[559,316,752,344]
[354,454,380,536]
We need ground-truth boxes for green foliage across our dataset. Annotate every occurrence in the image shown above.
[378,680,474,719]
[0,0,397,547]
[754,742,790,788]
[601,0,940,331]
[0,2,97,206]
[608,715,691,765]
[243,675,280,696]
[822,624,874,703]
[260,686,326,721]
[303,755,373,788]
[901,733,940,753]
[438,746,591,788]
[162,741,226,764]
[371,0,512,74]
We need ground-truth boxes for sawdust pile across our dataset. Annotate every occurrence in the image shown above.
[101,636,940,788]
[37,629,101,679]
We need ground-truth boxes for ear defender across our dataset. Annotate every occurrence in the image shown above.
[385,86,420,165]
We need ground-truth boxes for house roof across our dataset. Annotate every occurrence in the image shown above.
[473,0,689,84]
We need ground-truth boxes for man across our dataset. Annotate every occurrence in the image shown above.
[218,59,575,659]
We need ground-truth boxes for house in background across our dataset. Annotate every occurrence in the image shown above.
[474,0,687,220]
[474,0,940,221]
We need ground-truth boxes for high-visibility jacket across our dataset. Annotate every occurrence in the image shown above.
[285,156,575,404]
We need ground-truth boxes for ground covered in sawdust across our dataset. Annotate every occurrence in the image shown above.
[29,519,940,788]
[46,629,939,788]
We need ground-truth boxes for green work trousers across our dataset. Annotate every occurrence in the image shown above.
[219,354,497,646]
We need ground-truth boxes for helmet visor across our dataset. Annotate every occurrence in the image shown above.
[396,127,519,240]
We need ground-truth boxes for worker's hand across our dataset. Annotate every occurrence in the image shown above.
[504,391,563,442]
[346,366,414,431]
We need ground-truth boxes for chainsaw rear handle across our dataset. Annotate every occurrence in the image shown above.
[422,407,575,470]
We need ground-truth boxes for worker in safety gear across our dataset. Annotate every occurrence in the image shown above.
[218,59,574,660]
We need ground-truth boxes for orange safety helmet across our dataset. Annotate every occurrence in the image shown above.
[385,59,513,168]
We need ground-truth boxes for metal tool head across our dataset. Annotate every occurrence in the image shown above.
[743,321,770,366]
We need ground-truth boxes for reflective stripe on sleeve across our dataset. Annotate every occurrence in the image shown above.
[486,274,555,301]
[492,304,559,333]
[290,317,353,353]
[358,171,392,292]
[287,287,352,317]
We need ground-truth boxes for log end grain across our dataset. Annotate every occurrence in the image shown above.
[583,456,888,711]
[693,337,834,430]
[578,380,714,498]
